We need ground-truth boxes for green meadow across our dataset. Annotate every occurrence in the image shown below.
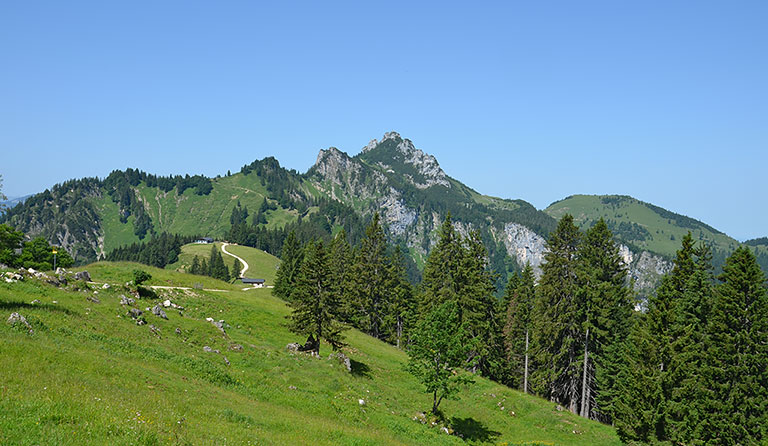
[0,262,621,445]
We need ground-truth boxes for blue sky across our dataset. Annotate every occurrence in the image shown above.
[1,1,766,240]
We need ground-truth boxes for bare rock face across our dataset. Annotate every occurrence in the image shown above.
[500,223,548,276]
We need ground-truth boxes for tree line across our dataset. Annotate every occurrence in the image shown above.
[188,245,240,282]
[105,232,196,268]
[280,211,768,442]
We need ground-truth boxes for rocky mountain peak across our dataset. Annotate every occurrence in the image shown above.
[360,132,450,189]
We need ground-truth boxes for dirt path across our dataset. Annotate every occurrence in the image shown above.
[221,243,249,277]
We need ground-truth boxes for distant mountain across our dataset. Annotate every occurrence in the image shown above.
[0,194,31,210]
[2,132,765,295]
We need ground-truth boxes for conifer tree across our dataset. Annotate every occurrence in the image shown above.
[286,240,346,355]
[577,218,632,421]
[274,230,303,301]
[232,258,242,279]
[700,247,768,445]
[329,229,354,321]
[421,213,463,312]
[351,213,390,339]
[386,246,416,349]
[190,255,201,275]
[531,214,582,413]
[504,263,536,392]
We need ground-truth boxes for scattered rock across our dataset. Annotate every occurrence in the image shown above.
[7,312,33,333]
[175,327,182,335]
[87,295,101,304]
[46,278,62,287]
[209,319,226,334]
[203,346,213,353]
[556,405,564,412]
[329,352,352,373]
[30,299,40,305]
[358,399,366,406]
[136,319,146,326]
[74,271,91,282]
[223,356,230,366]
[3,272,23,283]
[128,308,143,319]
[441,427,450,434]
[229,344,244,352]
[55,267,67,275]
[149,324,160,336]
[119,295,136,306]
[102,283,111,290]
[288,385,297,390]
[151,305,168,320]
[286,343,300,352]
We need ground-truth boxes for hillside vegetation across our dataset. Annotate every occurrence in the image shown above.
[0,262,621,445]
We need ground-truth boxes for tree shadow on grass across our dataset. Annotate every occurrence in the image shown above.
[0,300,74,315]
[450,416,501,443]
[350,359,371,378]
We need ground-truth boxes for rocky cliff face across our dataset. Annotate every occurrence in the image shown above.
[498,223,548,276]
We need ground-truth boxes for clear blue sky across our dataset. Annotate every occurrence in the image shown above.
[1,1,766,240]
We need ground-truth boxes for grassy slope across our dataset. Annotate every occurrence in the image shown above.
[96,172,302,254]
[165,243,280,285]
[1,263,621,446]
[545,194,739,257]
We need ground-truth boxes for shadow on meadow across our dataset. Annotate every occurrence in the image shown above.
[0,300,74,315]
[451,416,501,443]
[350,359,371,378]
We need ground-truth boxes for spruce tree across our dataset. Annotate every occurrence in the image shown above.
[421,213,463,312]
[504,263,536,392]
[274,230,304,301]
[578,218,632,421]
[329,229,354,321]
[700,247,768,445]
[286,240,346,355]
[351,213,391,339]
[386,246,416,349]
[531,214,582,413]
[232,258,242,279]
[190,255,201,275]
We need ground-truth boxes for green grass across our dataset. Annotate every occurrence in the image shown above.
[165,243,279,285]
[545,194,740,258]
[0,262,622,445]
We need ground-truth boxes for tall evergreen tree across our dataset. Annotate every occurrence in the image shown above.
[351,213,391,339]
[577,218,632,421]
[286,240,346,355]
[421,213,463,312]
[386,245,416,349]
[504,263,536,392]
[531,214,582,413]
[232,258,243,279]
[700,247,768,445]
[274,230,304,301]
[329,228,354,321]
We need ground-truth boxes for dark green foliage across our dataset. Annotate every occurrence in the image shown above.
[207,245,231,282]
[231,258,242,279]
[406,300,475,414]
[349,213,390,339]
[699,247,768,445]
[17,237,74,271]
[744,237,768,247]
[106,233,193,268]
[385,246,416,349]
[286,240,347,355]
[273,231,303,301]
[531,214,582,412]
[0,223,24,266]
[504,263,536,391]
[132,269,151,285]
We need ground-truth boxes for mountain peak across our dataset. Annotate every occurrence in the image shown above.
[359,132,450,190]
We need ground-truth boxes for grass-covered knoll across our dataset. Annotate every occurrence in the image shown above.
[165,243,279,284]
[545,194,740,258]
[1,262,621,445]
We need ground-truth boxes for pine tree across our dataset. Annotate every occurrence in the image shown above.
[329,229,354,321]
[700,247,768,445]
[386,246,416,349]
[421,213,463,312]
[286,240,347,355]
[190,255,201,275]
[232,258,242,279]
[274,230,304,301]
[350,213,390,339]
[504,263,536,392]
[531,214,582,413]
[577,218,632,421]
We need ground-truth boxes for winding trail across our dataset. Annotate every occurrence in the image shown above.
[221,243,249,278]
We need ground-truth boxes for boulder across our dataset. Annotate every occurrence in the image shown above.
[151,305,168,320]
[128,308,143,319]
[175,327,182,335]
[119,295,136,306]
[203,346,213,353]
[7,312,33,334]
[74,271,91,282]
[87,295,101,304]
[329,352,352,373]
[286,343,300,352]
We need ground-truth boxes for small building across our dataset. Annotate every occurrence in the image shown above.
[241,278,265,288]
[195,237,214,244]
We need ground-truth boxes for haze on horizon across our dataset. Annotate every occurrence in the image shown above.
[1,1,766,241]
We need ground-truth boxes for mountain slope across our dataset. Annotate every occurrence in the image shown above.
[0,262,621,445]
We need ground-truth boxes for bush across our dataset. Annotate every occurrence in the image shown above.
[132,269,151,285]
